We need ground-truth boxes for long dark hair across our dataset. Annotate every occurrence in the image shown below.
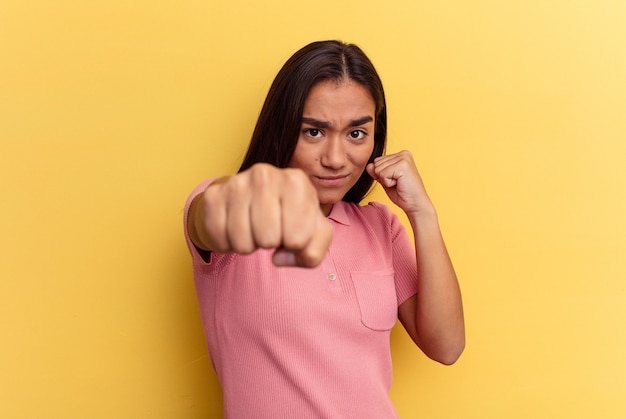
[238,40,387,204]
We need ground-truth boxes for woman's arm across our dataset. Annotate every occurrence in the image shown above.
[398,209,465,365]
[367,151,465,365]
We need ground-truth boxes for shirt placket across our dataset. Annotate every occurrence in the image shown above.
[320,246,341,294]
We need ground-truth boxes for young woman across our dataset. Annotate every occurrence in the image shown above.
[184,40,464,418]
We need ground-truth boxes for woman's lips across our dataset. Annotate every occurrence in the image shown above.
[315,175,349,186]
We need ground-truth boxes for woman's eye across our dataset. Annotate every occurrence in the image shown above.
[349,130,366,140]
[305,129,322,138]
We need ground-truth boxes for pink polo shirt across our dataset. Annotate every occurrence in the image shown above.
[184,180,418,418]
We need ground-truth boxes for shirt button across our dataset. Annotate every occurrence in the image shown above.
[328,273,337,281]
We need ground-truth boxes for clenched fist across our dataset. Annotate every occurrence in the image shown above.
[188,163,332,268]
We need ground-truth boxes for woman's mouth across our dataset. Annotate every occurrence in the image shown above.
[315,175,349,186]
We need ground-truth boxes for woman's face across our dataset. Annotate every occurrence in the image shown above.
[289,79,376,216]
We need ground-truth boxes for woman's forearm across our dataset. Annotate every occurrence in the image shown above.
[408,208,465,364]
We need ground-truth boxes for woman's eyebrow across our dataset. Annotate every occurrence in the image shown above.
[301,117,331,128]
[349,116,374,127]
[301,116,373,128]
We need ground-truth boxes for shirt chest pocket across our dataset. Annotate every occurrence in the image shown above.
[350,270,398,331]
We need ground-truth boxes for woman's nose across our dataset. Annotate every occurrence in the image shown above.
[320,137,346,169]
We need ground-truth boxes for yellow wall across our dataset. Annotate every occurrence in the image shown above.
[1,0,625,417]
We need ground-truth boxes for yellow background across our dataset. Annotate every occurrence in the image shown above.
[1,0,625,417]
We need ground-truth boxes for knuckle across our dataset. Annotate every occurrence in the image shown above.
[249,163,281,188]
[201,184,220,207]
[250,163,271,182]
[227,173,249,194]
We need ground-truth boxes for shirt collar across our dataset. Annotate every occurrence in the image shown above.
[327,201,351,226]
